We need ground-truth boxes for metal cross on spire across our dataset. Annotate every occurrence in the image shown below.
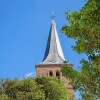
[50,12,56,20]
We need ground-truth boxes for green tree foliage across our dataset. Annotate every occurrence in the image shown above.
[0,78,4,88]
[0,94,10,100]
[0,77,72,100]
[35,77,69,100]
[0,79,10,100]
[61,0,100,99]
[4,78,45,100]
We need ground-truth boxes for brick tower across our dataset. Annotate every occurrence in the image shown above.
[36,20,74,93]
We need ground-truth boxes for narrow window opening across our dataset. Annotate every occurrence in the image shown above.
[49,71,53,76]
[56,71,60,79]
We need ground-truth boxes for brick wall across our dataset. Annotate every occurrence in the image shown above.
[36,64,74,93]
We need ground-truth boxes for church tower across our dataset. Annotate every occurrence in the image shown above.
[36,20,74,93]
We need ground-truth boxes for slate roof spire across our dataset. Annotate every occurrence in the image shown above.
[41,20,65,64]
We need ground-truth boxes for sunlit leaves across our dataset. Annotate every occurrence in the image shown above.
[61,0,100,99]
[0,77,73,100]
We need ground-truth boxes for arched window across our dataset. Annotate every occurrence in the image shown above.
[49,71,53,76]
[56,71,60,79]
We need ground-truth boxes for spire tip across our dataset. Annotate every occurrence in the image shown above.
[50,12,56,20]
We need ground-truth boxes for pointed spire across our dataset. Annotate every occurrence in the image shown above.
[41,20,65,64]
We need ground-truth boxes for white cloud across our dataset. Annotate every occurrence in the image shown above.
[25,72,34,78]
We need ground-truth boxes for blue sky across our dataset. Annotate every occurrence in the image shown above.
[0,0,87,79]
[0,0,87,98]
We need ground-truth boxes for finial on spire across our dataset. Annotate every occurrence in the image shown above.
[50,12,56,20]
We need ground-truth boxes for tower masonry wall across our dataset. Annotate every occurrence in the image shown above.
[36,64,74,93]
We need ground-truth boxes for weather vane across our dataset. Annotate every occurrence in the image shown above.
[50,12,56,20]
